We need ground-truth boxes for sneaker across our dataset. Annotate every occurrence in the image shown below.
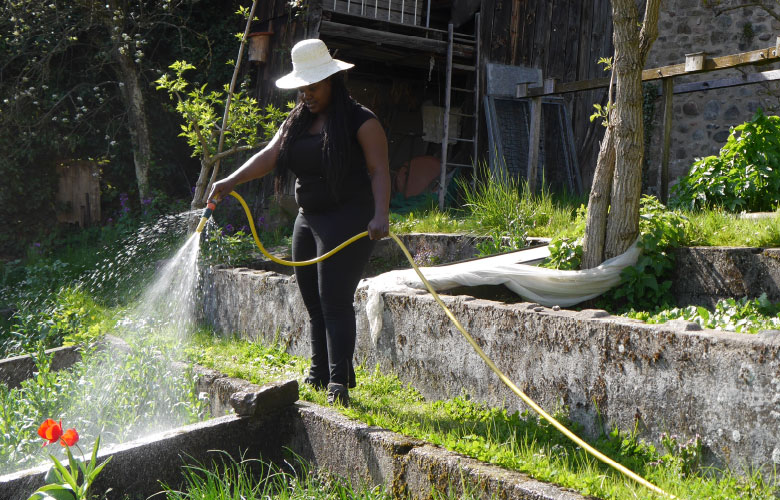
[327,383,349,406]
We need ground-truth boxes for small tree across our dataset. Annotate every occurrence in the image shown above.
[0,0,204,203]
[581,0,661,268]
[155,61,288,210]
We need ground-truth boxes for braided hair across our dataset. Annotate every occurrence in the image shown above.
[276,72,356,201]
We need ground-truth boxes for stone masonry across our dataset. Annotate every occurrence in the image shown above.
[644,0,780,194]
[201,262,780,475]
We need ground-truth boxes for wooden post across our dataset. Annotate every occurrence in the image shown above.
[438,23,453,210]
[527,96,542,193]
[660,77,673,204]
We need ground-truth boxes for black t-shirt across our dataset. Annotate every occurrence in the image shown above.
[287,103,377,213]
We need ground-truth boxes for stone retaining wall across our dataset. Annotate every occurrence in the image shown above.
[672,246,780,307]
[0,380,584,500]
[201,259,780,473]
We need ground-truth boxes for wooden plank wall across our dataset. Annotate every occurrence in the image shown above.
[251,0,322,107]
[480,0,613,188]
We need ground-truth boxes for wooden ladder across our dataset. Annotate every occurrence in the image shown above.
[438,13,480,210]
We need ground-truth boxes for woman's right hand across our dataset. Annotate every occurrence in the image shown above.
[208,177,239,203]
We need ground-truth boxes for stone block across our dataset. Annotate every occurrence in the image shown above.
[230,379,299,416]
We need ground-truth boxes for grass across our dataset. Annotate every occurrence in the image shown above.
[159,450,477,500]
[180,330,778,500]
[681,209,780,247]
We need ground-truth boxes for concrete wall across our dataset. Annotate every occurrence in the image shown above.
[201,255,780,474]
[1,401,586,500]
[645,0,780,193]
[672,246,780,307]
[0,345,81,389]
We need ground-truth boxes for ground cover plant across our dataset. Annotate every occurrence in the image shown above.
[625,293,780,333]
[181,331,778,500]
[0,338,208,476]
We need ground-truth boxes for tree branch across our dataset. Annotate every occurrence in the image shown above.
[712,1,780,22]
[639,0,661,65]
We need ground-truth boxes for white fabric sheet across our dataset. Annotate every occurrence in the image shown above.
[361,242,641,342]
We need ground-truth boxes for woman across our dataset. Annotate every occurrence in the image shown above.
[208,39,391,406]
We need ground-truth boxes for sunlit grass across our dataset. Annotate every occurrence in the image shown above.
[187,332,778,500]
[681,209,780,247]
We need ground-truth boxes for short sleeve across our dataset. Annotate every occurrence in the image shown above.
[352,104,378,134]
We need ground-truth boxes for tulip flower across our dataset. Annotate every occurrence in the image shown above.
[30,420,111,500]
[37,419,63,446]
[60,428,79,447]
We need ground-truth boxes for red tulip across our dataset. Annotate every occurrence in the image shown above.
[37,419,63,446]
[60,428,79,447]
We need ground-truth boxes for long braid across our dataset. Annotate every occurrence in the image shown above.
[321,73,355,200]
[275,101,312,186]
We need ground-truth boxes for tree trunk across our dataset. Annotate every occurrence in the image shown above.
[581,125,615,269]
[581,0,661,266]
[603,0,644,259]
[115,50,151,202]
[191,159,212,211]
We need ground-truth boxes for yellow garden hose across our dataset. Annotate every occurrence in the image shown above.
[218,190,676,499]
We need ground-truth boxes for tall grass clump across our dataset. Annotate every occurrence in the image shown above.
[160,451,392,500]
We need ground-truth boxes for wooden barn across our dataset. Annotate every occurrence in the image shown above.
[245,0,614,207]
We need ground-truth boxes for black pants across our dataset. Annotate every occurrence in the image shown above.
[292,200,375,387]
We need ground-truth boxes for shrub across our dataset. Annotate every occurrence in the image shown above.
[671,110,780,212]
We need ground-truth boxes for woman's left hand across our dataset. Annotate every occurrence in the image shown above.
[367,214,390,240]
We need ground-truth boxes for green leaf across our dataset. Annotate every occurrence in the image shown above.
[49,456,79,492]
[28,483,77,500]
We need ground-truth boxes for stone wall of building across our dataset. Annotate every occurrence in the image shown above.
[643,1,780,194]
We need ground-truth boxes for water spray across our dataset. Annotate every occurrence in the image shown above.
[195,199,218,233]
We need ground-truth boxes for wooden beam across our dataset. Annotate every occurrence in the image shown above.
[670,68,780,94]
[527,96,542,194]
[660,78,673,204]
[319,20,472,57]
[522,41,780,97]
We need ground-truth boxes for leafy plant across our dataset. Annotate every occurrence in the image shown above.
[627,293,780,333]
[199,229,258,267]
[604,196,688,310]
[28,420,111,500]
[475,227,528,258]
[544,196,687,311]
[671,110,780,212]
[543,237,583,270]
[155,60,289,208]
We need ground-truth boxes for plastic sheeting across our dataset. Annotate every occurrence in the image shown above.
[361,242,641,341]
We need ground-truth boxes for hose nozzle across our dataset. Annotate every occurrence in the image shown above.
[195,200,218,233]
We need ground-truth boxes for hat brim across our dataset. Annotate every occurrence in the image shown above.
[275,59,354,89]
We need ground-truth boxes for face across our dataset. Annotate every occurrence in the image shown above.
[297,78,332,114]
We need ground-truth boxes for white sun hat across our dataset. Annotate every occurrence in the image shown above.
[275,39,354,89]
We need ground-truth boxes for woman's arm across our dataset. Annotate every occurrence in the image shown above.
[208,129,282,201]
[357,117,391,240]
